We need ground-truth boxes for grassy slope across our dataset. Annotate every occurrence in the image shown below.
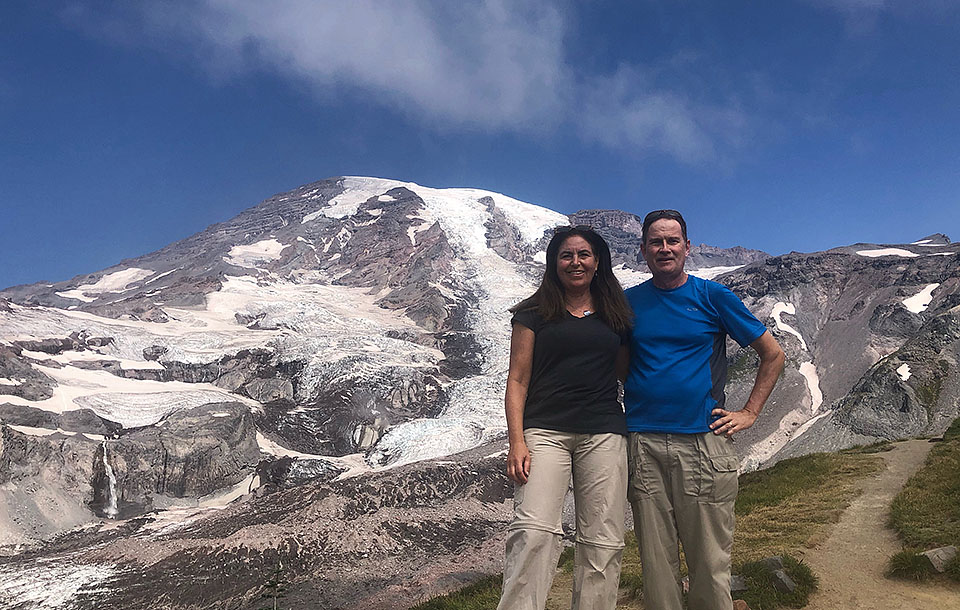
[888,418,960,581]
[412,447,886,609]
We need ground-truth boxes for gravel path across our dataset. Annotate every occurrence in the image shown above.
[801,439,960,610]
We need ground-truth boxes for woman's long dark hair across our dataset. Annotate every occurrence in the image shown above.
[510,226,633,333]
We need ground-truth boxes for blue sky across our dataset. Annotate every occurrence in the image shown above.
[2,1,959,289]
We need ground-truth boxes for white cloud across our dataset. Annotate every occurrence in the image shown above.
[580,66,748,164]
[63,0,750,164]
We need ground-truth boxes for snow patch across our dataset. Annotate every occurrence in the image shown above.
[378,194,395,202]
[613,265,651,289]
[56,267,155,302]
[306,176,403,221]
[688,265,743,280]
[223,239,286,268]
[257,432,327,460]
[7,425,77,437]
[771,302,807,351]
[902,283,940,313]
[896,363,911,381]
[855,248,919,258]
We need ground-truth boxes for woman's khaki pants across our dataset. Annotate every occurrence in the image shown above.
[497,428,627,610]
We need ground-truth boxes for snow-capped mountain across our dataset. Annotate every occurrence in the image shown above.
[1,176,958,609]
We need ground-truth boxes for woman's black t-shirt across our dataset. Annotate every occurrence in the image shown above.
[512,308,628,435]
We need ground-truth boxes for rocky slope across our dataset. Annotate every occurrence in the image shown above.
[723,239,960,467]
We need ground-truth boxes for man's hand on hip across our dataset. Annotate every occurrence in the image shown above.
[709,407,758,436]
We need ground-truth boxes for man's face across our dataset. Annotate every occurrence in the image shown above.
[641,219,690,280]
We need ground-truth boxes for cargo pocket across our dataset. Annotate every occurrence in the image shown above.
[706,454,739,503]
[697,434,739,503]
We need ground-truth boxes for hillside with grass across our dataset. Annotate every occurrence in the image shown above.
[413,443,893,610]
[888,417,960,582]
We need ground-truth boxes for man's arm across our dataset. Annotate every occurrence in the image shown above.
[505,324,535,483]
[710,330,785,436]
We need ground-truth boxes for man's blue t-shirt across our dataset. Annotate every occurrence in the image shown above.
[624,275,767,434]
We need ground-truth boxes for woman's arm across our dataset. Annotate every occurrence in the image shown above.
[505,324,535,484]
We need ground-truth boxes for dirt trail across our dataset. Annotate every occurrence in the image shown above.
[801,439,960,610]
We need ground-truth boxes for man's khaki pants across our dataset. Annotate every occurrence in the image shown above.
[628,432,739,610]
[498,428,627,610]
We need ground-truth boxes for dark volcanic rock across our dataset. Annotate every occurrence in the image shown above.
[0,345,56,401]
[104,402,260,512]
[255,455,345,490]
[0,405,117,436]
[836,307,960,438]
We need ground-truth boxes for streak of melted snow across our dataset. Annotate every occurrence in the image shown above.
[799,361,823,412]
[771,302,807,351]
[742,360,822,470]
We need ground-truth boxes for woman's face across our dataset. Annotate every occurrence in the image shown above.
[556,235,597,292]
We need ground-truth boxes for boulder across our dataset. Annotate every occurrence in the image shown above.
[244,378,295,403]
[772,569,797,593]
[922,545,958,573]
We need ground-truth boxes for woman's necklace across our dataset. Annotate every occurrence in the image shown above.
[565,297,595,317]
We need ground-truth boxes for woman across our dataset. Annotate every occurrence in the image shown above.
[498,225,633,610]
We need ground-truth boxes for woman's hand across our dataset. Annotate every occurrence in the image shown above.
[506,441,531,484]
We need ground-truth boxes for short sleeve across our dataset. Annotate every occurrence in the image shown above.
[511,308,540,333]
[709,283,767,347]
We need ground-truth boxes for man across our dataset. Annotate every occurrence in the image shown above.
[623,209,785,610]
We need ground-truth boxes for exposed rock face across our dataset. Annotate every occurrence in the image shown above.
[0,446,513,610]
[0,403,260,539]
[0,405,117,437]
[774,303,960,461]
[0,345,56,401]
[0,425,102,545]
[720,245,960,467]
[100,402,260,515]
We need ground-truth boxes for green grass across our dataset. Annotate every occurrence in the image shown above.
[738,555,818,609]
[734,451,884,562]
[887,549,937,582]
[557,545,575,573]
[887,417,960,582]
[409,574,503,610]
